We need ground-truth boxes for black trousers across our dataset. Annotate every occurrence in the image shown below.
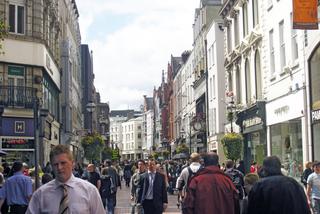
[9,204,28,214]
[142,200,162,214]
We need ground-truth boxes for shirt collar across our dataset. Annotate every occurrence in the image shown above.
[54,174,76,189]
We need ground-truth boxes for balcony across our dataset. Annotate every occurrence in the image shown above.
[0,86,35,108]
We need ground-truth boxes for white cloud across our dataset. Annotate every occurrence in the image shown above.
[77,0,199,110]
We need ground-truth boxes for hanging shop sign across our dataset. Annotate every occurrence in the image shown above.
[293,0,318,30]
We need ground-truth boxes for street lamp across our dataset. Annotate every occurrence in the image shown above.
[33,95,49,190]
[86,102,96,134]
[226,92,236,132]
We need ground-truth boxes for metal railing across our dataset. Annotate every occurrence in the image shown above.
[0,86,36,108]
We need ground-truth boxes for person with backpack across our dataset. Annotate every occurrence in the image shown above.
[176,153,202,205]
[100,167,117,214]
[183,152,240,214]
[225,160,245,200]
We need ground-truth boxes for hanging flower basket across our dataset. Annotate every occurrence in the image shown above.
[221,132,243,162]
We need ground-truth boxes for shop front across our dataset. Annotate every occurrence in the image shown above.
[309,43,320,161]
[266,90,305,179]
[0,117,35,166]
[236,101,266,171]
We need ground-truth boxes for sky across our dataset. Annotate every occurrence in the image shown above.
[76,0,200,110]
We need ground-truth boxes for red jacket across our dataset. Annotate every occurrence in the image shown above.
[183,165,240,214]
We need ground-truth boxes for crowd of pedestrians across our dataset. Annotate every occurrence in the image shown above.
[0,147,319,214]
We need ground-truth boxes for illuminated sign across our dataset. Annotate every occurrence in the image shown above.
[2,138,34,149]
[15,121,25,133]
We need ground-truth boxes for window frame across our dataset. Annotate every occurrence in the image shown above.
[8,3,25,35]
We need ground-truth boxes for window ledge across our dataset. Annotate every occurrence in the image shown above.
[270,75,276,82]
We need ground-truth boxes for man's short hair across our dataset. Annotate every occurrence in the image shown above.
[104,159,112,167]
[203,152,219,166]
[190,153,200,162]
[244,173,259,185]
[313,160,320,167]
[137,159,145,165]
[260,156,282,177]
[50,145,73,163]
[225,160,234,169]
[12,161,23,173]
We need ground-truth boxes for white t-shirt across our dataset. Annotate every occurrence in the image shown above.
[307,172,320,199]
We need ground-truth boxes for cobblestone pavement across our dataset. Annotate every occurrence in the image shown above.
[115,181,181,214]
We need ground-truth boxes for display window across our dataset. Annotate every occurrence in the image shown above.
[270,119,303,179]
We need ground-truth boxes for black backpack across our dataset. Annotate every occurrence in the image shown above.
[225,169,245,199]
[100,175,116,198]
[185,166,203,191]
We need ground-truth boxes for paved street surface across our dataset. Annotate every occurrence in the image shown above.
[115,181,181,214]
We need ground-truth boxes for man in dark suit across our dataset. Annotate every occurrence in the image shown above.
[139,159,168,214]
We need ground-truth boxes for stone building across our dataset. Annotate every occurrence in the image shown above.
[0,0,83,166]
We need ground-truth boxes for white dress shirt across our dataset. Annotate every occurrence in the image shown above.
[26,175,105,214]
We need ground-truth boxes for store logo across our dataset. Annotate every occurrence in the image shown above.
[312,109,320,122]
[15,121,25,133]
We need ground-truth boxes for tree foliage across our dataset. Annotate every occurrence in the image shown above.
[0,20,7,53]
[221,132,243,162]
[176,143,189,154]
[81,133,104,163]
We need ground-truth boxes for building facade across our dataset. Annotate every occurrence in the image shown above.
[0,0,63,166]
[220,0,266,170]
[121,117,143,160]
[206,21,226,161]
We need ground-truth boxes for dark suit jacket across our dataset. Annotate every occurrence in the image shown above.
[140,171,168,212]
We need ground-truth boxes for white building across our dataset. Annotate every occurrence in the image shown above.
[142,95,154,158]
[206,21,226,161]
[121,117,143,160]
[263,0,320,178]
[173,51,197,153]
[220,0,266,169]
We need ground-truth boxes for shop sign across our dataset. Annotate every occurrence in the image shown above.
[274,105,289,116]
[312,109,320,122]
[15,121,25,133]
[2,138,34,149]
[243,117,262,128]
[293,0,318,30]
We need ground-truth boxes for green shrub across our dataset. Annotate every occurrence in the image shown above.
[221,132,243,162]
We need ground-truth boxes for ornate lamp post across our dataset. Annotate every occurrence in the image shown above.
[86,102,96,134]
[226,92,236,133]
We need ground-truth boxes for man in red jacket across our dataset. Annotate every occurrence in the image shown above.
[183,152,240,214]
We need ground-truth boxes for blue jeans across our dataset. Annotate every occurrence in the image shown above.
[312,198,320,214]
[105,196,115,214]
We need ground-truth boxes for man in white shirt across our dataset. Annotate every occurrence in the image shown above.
[307,161,320,214]
[176,153,202,201]
[26,145,105,214]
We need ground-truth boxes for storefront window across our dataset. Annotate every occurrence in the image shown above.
[310,45,320,161]
[270,119,303,179]
[312,123,320,160]
[249,132,266,166]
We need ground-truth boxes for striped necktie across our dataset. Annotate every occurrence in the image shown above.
[59,184,69,214]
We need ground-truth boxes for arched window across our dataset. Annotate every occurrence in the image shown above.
[245,59,251,104]
[255,51,262,100]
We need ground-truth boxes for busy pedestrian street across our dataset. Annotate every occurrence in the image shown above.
[1,0,320,213]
